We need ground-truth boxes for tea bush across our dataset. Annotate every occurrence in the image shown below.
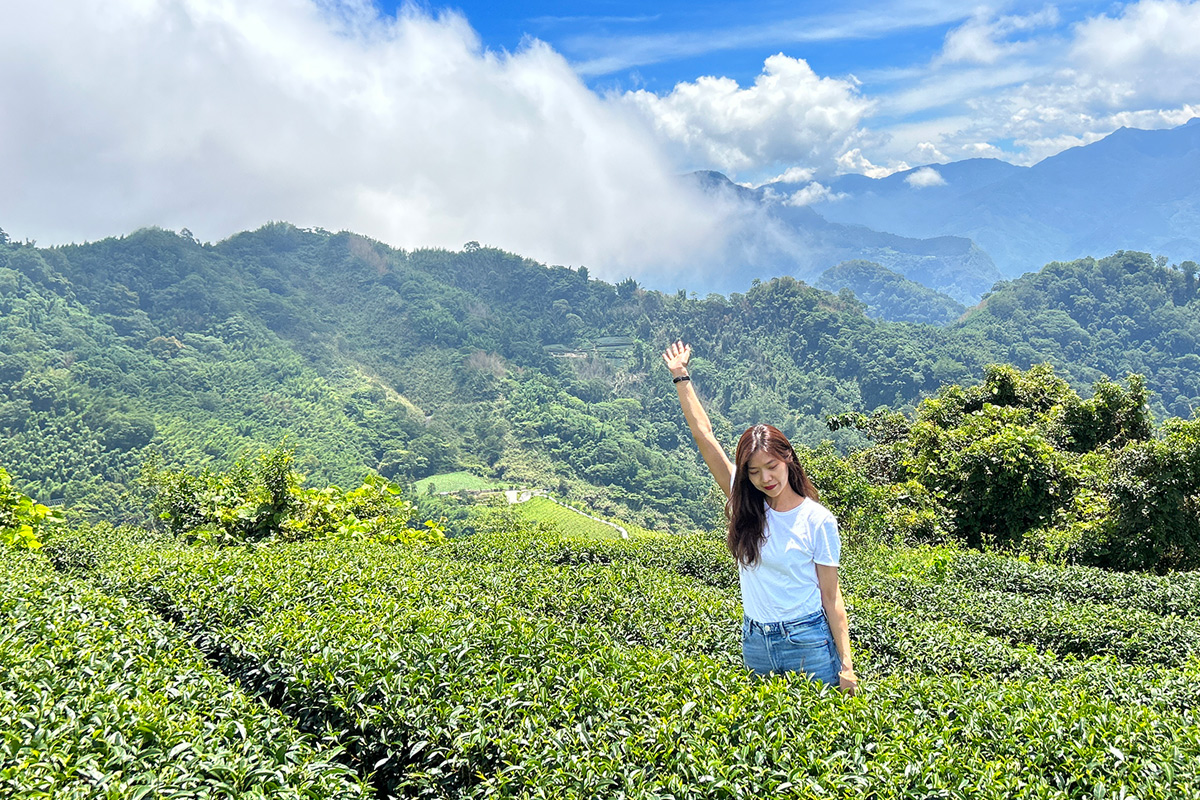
[53,523,1200,799]
[928,547,1200,617]
[0,551,366,799]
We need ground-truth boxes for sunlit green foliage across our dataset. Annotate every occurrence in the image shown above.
[414,471,507,494]
[832,363,1200,571]
[1104,417,1200,571]
[140,445,443,546]
[514,495,632,540]
[2,227,1197,537]
[0,467,62,550]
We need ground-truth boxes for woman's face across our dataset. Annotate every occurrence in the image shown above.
[745,450,791,499]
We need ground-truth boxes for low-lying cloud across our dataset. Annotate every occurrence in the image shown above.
[0,0,740,285]
[905,167,947,188]
[5,0,1197,291]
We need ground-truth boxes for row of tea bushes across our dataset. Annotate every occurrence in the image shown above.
[439,524,738,593]
[59,528,1200,799]
[0,550,367,799]
[511,496,633,541]
[850,568,1200,667]
[849,593,1200,713]
[936,548,1200,617]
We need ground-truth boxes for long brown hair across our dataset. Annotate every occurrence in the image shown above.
[727,424,819,568]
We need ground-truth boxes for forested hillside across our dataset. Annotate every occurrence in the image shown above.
[816,260,966,325]
[1,226,1197,530]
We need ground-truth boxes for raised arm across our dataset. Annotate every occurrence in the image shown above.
[662,341,734,498]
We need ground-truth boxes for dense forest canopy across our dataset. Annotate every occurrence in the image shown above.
[1,225,1197,531]
[815,260,966,325]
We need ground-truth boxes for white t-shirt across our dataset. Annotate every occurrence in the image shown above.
[737,498,840,623]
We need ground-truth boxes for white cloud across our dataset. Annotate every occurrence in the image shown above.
[5,0,1198,281]
[913,141,949,163]
[0,0,734,282]
[765,166,816,185]
[963,141,1007,157]
[859,1,1200,169]
[1070,0,1200,106]
[904,167,947,188]
[783,182,844,206]
[958,73,1200,164]
[621,53,873,178]
[940,7,1061,65]
[835,148,907,178]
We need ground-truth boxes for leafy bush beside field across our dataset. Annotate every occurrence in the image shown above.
[831,364,1200,572]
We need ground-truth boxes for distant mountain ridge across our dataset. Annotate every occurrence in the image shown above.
[690,171,1002,304]
[793,118,1200,278]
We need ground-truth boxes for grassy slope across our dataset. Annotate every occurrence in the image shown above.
[413,471,508,494]
[513,495,631,540]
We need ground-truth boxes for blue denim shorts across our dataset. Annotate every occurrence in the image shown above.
[741,609,841,685]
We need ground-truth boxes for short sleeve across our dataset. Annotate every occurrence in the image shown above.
[812,512,840,566]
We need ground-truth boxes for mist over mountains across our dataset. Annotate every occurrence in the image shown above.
[689,172,1001,304]
[699,119,1200,304]
[803,118,1200,281]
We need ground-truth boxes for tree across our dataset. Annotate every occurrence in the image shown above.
[1105,418,1200,572]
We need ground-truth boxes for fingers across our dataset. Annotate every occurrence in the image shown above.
[660,339,691,362]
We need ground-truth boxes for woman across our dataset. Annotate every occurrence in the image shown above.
[663,340,857,694]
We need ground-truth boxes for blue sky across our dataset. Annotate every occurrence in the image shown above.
[378,0,1066,90]
[359,0,1199,178]
[3,0,1198,281]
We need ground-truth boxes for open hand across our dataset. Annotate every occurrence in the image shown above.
[662,340,691,375]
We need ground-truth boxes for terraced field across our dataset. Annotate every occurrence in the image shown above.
[512,495,631,540]
[6,523,1200,798]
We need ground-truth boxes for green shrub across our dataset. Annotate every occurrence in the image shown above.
[906,413,1076,548]
[832,365,1196,571]
[1101,417,1200,572]
[0,467,63,550]
[141,445,442,546]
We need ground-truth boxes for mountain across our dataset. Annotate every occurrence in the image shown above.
[2,226,1197,529]
[800,118,1200,278]
[691,171,1002,304]
[816,260,966,325]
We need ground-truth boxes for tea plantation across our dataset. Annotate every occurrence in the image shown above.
[2,506,1198,799]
